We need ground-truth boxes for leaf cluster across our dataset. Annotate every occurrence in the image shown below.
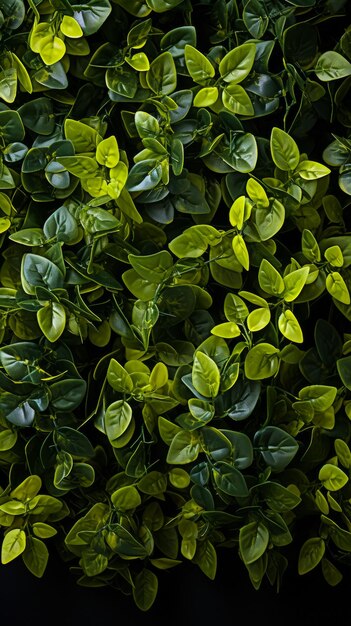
[0,0,351,610]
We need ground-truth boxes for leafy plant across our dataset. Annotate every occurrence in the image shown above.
[0,0,351,611]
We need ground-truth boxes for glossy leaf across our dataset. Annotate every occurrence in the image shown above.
[133,569,158,612]
[185,45,215,84]
[37,302,66,343]
[219,43,256,84]
[315,51,351,81]
[319,464,348,491]
[147,52,177,95]
[245,343,280,380]
[239,522,269,565]
[192,352,220,398]
[298,538,325,575]
[1,529,26,564]
[270,127,300,171]
[254,426,299,470]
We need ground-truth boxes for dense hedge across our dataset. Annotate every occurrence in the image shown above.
[0,0,351,610]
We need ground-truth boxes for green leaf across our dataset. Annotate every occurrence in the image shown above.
[105,400,133,441]
[147,52,177,95]
[337,356,351,390]
[224,293,249,323]
[50,379,87,412]
[278,310,303,343]
[193,87,219,107]
[319,464,348,491]
[219,43,256,84]
[245,343,280,380]
[254,426,299,470]
[247,307,271,332]
[298,537,325,575]
[243,0,268,38]
[22,537,48,578]
[127,161,163,192]
[18,98,55,135]
[72,0,112,36]
[258,259,284,296]
[37,302,66,342]
[138,471,167,495]
[135,111,160,139]
[321,558,343,586]
[326,271,350,304]
[64,119,99,153]
[6,402,35,428]
[166,431,201,464]
[107,359,133,393]
[0,110,25,143]
[184,45,215,84]
[239,522,269,565]
[1,529,26,564]
[133,569,158,612]
[296,160,330,180]
[194,540,217,580]
[213,462,249,497]
[56,156,98,178]
[252,482,301,512]
[55,426,94,457]
[302,229,321,262]
[211,321,241,338]
[43,206,79,244]
[324,245,344,268]
[111,485,141,511]
[192,352,220,398]
[298,385,337,411]
[32,523,57,539]
[11,475,42,501]
[222,84,254,116]
[246,178,269,208]
[9,228,46,246]
[315,51,351,81]
[334,438,351,468]
[222,132,257,173]
[232,234,250,270]
[0,429,17,451]
[129,250,172,283]
[169,225,221,258]
[22,253,64,295]
[60,15,83,38]
[0,68,17,104]
[38,35,66,66]
[270,127,300,171]
[283,267,310,302]
[96,136,119,168]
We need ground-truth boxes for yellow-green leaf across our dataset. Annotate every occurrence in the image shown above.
[96,135,120,168]
[107,161,128,199]
[30,22,55,53]
[1,529,26,564]
[324,245,344,267]
[278,309,303,343]
[39,35,66,66]
[247,307,271,332]
[232,234,250,270]
[246,178,269,208]
[60,15,83,38]
[193,87,219,107]
[125,52,150,71]
[319,463,348,491]
[326,271,350,304]
[211,321,241,338]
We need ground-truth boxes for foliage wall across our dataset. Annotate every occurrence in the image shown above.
[0,0,351,610]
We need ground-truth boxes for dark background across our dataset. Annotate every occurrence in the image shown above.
[1,548,348,625]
